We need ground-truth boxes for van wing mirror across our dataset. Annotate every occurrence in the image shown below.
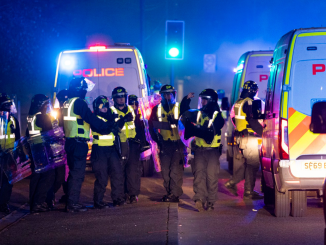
[252,99,265,120]
[221,97,229,111]
[310,102,326,134]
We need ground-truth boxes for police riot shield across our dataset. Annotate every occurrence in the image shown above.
[138,94,162,172]
[28,126,66,173]
[1,137,32,184]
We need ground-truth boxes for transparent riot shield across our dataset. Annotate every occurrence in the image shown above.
[2,137,32,184]
[28,126,67,173]
[138,94,162,172]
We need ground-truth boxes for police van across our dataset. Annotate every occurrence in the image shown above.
[53,43,150,103]
[226,50,273,171]
[53,44,153,175]
[261,28,326,217]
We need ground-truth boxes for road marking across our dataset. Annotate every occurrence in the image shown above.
[0,203,30,233]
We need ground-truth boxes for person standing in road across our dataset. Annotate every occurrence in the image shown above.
[225,80,264,200]
[148,85,193,202]
[62,77,116,212]
[108,87,139,205]
[0,93,20,214]
[91,95,125,209]
[26,94,56,213]
[182,89,225,212]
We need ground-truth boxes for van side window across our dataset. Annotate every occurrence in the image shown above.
[265,65,276,115]
[272,63,284,116]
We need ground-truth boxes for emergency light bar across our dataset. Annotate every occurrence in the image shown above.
[89,46,107,51]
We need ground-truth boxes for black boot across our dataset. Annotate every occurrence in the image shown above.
[129,195,138,204]
[66,203,88,213]
[207,202,214,211]
[225,180,238,196]
[113,198,126,207]
[195,200,205,212]
[243,190,264,200]
[0,203,10,214]
[162,194,179,203]
[94,201,110,209]
[31,202,49,213]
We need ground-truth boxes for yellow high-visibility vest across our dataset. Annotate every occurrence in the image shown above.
[157,102,180,141]
[110,105,136,143]
[27,112,42,136]
[63,97,90,139]
[233,97,254,133]
[195,110,221,147]
[0,115,16,149]
[92,115,115,146]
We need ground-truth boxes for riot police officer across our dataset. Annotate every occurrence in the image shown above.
[46,89,69,207]
[91,95,124,208]
[225,80,263,199]
[108,87,139,205]
[148,85,192,202]
[0,93,20,214]
[181,89,225,211]
[63,77,116,212]
[26,94,56,213]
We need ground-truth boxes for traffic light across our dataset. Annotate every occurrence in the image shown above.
[165,20,185,60]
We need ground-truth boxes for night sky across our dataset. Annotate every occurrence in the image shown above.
[1,0,326,132]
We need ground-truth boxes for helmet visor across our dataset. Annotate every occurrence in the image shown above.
[54,98,60,109]
[161,92,176,105]
[197,96,212,109]
[84,78,95,92]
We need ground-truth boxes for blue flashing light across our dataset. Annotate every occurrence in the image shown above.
[169,48,179,58]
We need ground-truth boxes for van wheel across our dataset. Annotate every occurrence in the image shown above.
[141,158,154,177]
[274,188,290,217]
[291,191,307,217]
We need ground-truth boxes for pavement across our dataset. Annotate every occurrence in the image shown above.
[0,153,325,245]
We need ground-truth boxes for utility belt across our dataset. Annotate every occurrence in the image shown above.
[68,137,90,143]
[235,129,257,150]
[194,144,222,154]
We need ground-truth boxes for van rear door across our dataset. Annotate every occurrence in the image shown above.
[287,33,326,163]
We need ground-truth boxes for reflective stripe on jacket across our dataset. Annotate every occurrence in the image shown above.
[233,97,254,133]
[92,115,115,146]
[63,97,90,139]
[195,110,221,147]
[157,102,179,141]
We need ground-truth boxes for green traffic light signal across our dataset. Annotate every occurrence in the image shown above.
[168,48,179,58]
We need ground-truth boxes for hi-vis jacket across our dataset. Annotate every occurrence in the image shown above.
[27,112,42,136]
[110,105,136,143]
[195,110,221,148]
[63,97,90,139]
[157,102,179,141]
[92,115,115,146]
[233,97,254,133]
[0,115,16,149]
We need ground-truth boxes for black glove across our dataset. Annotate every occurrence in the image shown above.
[194,127,214,144]
[167,115,178,126]
[123,113,133,122]
[111,122,122,135]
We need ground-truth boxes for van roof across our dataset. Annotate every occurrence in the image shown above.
[61,45,138,54]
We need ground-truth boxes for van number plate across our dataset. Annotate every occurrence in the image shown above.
[302,162,326,170]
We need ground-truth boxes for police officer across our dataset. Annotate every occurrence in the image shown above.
[91,95,125,208]
[46,89,69,207]
[0,93,20,214]
[26,94,56,213]
[126,94,147,203]
[63,77,116,212]
[225,80,263,199]
[148,85,193,202]
[185,89,225,212]
[108,87,138,205]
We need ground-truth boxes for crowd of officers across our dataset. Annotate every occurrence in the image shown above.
[0,77,263,214]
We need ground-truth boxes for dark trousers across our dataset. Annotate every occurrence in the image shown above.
[232,134,260,192]
[122,141,141,196]
[159,140,184,197]
[65,138,88,206]
[46,165,66,203]
[0,169,12,205]
[29,169,55,208]
[192,147,220,203]
[92,144,124,203]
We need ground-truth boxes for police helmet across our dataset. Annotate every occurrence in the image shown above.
[56,89,69,107]
[128,94,138,107]
[93,95,109,116]
[29,94,49,115]
[112,86,128,100]
[242,80,258,94]
[0,93,13,112]
[199,89,218,103]
[69,77,89,92]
